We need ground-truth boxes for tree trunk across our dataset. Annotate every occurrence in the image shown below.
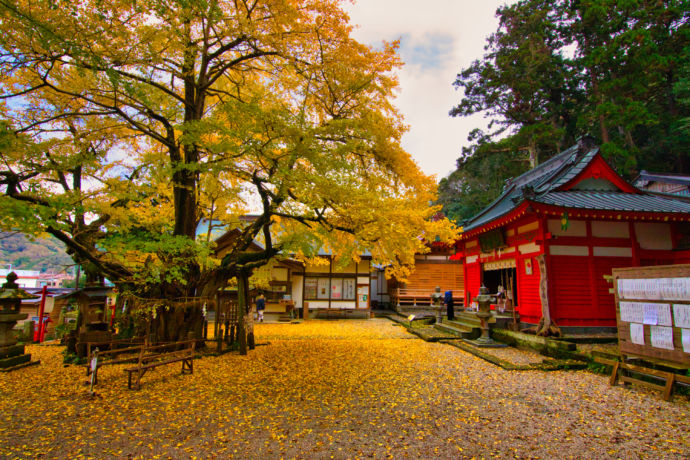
[535,254,561,337]
[237,269,248,355]
[150,307,200,342]
[590,76,610,144]
[527,137,538,168]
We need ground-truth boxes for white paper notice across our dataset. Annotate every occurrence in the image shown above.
[650,326,674,350]
[659,278,673,300]
[659,278,690,301]
[616,279,625,298]
[635,279,646,299]
[644,279,658,299]
[617,279,632,299]
[630,323,645,346]
[618,277,690,301]
[673,304,690,329]
[682,329,690,353]
[655,303,673,327]
[643,303,658,325]
[620,302,644,323]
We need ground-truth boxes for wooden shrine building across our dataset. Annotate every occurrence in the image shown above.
[388,243,464,312]
[214,229,372,319]
[456,137,690,333]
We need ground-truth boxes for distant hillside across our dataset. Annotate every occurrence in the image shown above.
[0,232,74,273]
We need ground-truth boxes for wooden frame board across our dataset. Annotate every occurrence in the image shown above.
[612,264,690,366]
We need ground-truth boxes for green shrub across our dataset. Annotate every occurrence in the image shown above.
[62,349,85,365]
[586,361,609,374]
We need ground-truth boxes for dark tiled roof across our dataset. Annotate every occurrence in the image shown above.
[460,184,522,232]
[463,144,590,232]
[461,140,690,233]
[507,143,581,191]
[536,191,690,213]
[634,170,690,187]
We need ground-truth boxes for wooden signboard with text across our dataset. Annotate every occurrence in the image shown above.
[612,264,690,367]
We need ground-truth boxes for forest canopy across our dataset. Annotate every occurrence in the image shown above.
[440,0,690,224]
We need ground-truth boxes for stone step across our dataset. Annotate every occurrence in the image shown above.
[446,311,517,329]
[444,314,482,329]
[559,333,618,344]
[433,322,477,340]
[0,352,31,369]
[408,326,463,342]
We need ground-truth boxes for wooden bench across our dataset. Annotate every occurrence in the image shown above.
[394,289,436,306]
[124,341,196,390]
[85,343,148,385]
[84,337,145,361]
[393,289,466,307]
[595,356,690,401]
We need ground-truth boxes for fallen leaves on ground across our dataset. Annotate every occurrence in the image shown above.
[470,343,546,366]
[0,319,688,459]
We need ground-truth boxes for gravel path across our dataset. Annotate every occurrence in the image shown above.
[1,319,688,459]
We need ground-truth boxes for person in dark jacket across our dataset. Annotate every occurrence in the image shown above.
[256,293,266,322]
[444,290,454,321]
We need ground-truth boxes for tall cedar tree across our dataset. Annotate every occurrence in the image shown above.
[443,0,689,224]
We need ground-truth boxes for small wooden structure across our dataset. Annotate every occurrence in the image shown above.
[389,245,464,311]
[302,254,372,318]
[214,293,240,345]
[601,264,690,399]
[633,170,690,196]
[22,287,76,338]
[62,286,118,356]
[214,226,373,319]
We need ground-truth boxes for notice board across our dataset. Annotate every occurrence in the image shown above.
[612,264,690,366]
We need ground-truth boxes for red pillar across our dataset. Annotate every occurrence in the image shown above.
[110,299,117,328]
[36,285,47,343]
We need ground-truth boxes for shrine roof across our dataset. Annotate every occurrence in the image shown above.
[461,138,690,234]
[535,191,690,213]
[634,170,690,187]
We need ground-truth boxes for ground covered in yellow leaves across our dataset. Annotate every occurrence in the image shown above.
[1,319,689,459]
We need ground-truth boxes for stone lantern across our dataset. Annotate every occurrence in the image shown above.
[0,272,39,371]
[468,285,506,348]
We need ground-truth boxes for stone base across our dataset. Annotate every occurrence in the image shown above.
[0,343,25,359]
[0,359,40,372]
[0,342,37,371]
[463,338,508,348]
[0,352,32,369]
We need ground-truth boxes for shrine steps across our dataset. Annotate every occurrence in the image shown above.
[433,321,477,340]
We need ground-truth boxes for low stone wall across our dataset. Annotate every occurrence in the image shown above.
[394,304,444,318]
[491,329,578,359]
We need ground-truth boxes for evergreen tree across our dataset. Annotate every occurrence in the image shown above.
[442,0,690,222]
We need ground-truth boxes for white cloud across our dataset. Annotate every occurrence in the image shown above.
[343,0,516,180]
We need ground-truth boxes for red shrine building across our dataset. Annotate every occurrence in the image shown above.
[456,137,690,332]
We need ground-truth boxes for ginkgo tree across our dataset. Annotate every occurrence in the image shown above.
[0,0,458,347]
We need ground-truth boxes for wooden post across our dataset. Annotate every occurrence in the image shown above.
[663,372,675,401]
[213,293,220,343]
[609,361,620,386]
[245,275,255,350]
[238,269,248,355]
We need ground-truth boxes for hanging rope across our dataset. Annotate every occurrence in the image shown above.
[119,294,216,315]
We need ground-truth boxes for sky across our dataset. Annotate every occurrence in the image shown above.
[343,0,515,181]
